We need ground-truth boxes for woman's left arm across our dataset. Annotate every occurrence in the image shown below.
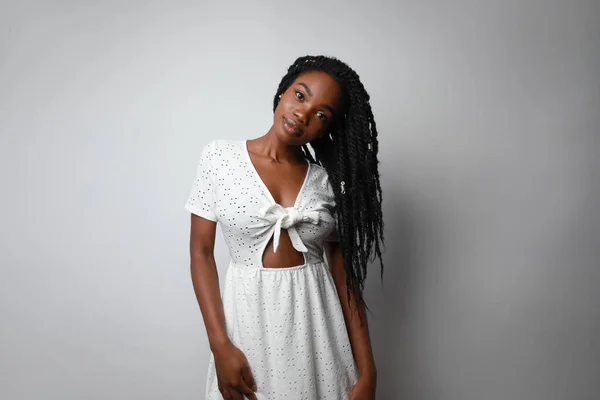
[326,241,377,398]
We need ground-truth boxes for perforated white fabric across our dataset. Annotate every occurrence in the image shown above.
[185,140,358,399]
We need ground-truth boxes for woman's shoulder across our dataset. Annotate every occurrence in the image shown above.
[193,139,244,171]
[309,161,334,179]
[204,139,244,152]
[308,162,336,194]
[309,161,327,177]
[196,139,244,161]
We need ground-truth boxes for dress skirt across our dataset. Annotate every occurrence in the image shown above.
[204,261,358,400]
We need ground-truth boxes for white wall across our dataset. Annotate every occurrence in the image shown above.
[1,1,598,399]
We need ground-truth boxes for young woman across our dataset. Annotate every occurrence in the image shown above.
[185,55,385,400]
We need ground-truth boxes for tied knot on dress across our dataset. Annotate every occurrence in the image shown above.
[258,204,320,253]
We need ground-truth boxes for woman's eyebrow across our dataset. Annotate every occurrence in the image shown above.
[321,104,334,113]
[297,83,313,96]
[296,82,333,112]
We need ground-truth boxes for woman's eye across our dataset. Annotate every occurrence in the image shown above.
[316,111,328,120]
[295,91,304,100]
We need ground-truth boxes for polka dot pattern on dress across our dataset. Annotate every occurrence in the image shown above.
[185,140,358,399]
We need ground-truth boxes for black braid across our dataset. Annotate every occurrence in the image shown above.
[273,55,385,321]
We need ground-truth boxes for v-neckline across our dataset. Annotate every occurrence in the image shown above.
[243,140,311,208]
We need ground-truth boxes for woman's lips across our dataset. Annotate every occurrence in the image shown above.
[283,117,303,137]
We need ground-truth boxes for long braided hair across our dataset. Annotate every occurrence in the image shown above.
[273,55,385,316]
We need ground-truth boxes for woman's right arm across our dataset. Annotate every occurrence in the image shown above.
[189,214,229,350]
[189,214,257,400]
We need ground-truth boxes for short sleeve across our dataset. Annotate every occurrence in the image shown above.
[184,141,218,221]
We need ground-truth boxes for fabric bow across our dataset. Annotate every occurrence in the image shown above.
[258,204,320,253]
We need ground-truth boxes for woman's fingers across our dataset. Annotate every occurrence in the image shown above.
[221,385,232,400]
[214,344,257,399]
[237,381,257,400]
[220,380,249,400]
[241,364,258,393]
[226,386,244,400]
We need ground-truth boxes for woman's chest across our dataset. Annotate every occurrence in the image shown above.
[211,159,337,237]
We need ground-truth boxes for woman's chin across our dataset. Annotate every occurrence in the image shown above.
[274,130,306,146]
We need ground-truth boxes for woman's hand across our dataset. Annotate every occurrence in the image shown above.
[212,341,257,400]
[349,376,377,400]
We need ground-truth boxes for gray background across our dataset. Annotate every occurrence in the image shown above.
[1,0,598,399]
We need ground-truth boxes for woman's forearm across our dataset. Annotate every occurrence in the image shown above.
[335,276,377,379]
[327,243,377,380]
[190,254,230,350]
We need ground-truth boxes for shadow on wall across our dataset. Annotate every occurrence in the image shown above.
[367,191,433,400]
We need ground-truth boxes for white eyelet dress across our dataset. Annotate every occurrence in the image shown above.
[184,140,358,399]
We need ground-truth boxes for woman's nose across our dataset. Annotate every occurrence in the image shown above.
[293,107,309,126]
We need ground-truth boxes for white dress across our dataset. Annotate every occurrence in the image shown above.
[185,139,358,399]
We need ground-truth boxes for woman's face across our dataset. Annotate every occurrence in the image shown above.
[274,70,343,146]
